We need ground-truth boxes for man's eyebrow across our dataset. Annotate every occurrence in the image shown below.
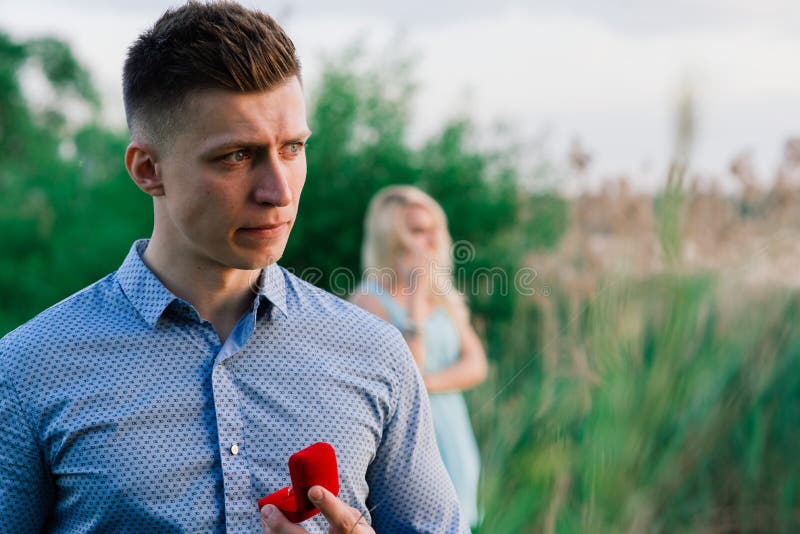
[200,130,312,154]
[285,129,312,142]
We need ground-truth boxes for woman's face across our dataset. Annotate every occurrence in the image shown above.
[402,204,438,256]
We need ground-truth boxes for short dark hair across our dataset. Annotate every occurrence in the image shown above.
[123,0,301,147]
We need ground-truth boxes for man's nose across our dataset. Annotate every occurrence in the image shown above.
[253,157,292,207]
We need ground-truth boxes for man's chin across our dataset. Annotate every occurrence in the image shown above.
[219,239,289,270]
[239,248,286,270]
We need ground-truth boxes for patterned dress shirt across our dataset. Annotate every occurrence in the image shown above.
[0,240,468,533]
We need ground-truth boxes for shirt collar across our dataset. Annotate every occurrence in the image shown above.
[116,240,178,327]
[256,262,289,318]
[115,239,289,327]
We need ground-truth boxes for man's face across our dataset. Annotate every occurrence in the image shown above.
[153,76,310,271]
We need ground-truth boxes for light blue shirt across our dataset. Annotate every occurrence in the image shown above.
[0,240,467,533]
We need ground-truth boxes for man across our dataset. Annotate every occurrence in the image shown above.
[0,2,468,533]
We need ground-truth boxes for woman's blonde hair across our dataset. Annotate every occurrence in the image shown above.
[361,185,468,326]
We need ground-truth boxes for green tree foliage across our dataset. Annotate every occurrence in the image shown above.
[284,52,567,353]
[283,57,417,285]
[0,31,150,333]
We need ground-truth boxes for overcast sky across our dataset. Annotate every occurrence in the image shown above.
[2,0,799,191]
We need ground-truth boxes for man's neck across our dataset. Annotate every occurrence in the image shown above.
[142,237,260,343]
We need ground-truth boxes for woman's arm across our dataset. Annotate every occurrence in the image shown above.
[423,319,488,394]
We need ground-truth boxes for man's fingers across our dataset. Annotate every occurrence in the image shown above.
[308,486,349,525]
[261,504,306,534]
[308,486,373,534]
[260,488,372,534]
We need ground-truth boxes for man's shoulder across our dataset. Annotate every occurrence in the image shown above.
[278,267,419,395]
[281,268,393,328]
[0,272,121,367]
[279,267,408,351]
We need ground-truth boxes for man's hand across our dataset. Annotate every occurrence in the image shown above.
[261,486,375,534]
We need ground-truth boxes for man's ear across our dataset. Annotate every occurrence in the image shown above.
[125,142,165,197]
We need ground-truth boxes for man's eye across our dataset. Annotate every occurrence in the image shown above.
[287,142,303,154]
[222,150,249,163]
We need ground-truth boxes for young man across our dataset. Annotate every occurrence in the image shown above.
[0,2,468,533]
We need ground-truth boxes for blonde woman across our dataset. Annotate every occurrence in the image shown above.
[351,185,487,526]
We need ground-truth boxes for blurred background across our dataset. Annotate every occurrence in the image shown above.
[2,1,800,531]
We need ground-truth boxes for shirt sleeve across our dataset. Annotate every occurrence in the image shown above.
[0,363,53,533]
[365,330,470,533]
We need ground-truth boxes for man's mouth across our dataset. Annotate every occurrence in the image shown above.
[238,221,290,239]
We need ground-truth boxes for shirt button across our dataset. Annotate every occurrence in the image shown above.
[230,443,240,456]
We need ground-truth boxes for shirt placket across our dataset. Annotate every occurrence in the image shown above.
[212,361,252,532]
[211,310,259,533]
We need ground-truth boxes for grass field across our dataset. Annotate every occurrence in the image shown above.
[469,272,800,532]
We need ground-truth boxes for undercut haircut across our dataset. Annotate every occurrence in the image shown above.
[123,0,301,148]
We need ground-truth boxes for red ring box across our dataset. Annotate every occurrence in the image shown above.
[257,442,340,523]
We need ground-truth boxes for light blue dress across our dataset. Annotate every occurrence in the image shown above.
[358,280,481,526]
